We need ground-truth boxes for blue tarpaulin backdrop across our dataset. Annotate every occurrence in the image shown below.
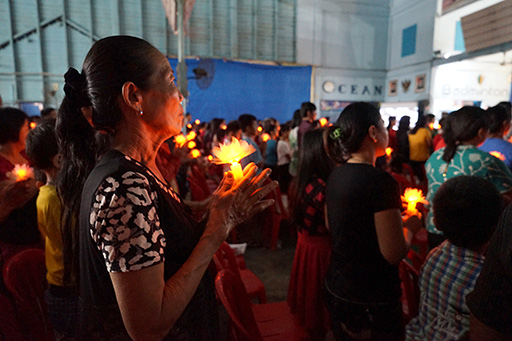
[168,58,311,123]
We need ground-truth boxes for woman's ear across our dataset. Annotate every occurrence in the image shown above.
[477,127,488,142]
[121,81,143,114]
[368,125,377,141]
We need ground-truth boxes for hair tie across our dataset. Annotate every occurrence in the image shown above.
[330,127,344,140]
[64,67,90,107]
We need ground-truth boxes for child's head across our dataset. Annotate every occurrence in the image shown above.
[433,175,502,251]
[26,118,59,171]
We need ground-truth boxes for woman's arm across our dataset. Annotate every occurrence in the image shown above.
[374,209,408,265]
[110,165,277,340]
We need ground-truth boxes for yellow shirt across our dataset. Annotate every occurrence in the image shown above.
[408,127,432,162]
[36,185,64,286]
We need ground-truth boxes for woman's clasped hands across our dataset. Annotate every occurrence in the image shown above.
[207,162,279,241]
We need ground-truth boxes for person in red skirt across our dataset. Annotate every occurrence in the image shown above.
[288,128,334,340]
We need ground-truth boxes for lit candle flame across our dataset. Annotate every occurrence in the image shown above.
[319,117,328,127]
[261,133,270,142]
[385,147,393,157]
[190,149,201,158]
[8,164,34,182]
[221,124,227,130]
[187,123,192,129]
[257,126,263,132]
[490,151,506,161]
[175,134,187,147]
[195,119,200,125]
[207,155,213,162]
[30,122,37,129]
[401,188,428,216]
[186,131,197,140]
[211,137,256,181]
[428,122,434,130]
[187,141,197,149]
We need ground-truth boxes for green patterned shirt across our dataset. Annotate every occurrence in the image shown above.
[425,145,512,234]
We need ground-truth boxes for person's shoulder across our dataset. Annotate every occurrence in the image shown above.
[37,184,60,206]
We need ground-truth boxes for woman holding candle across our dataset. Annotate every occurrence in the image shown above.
[56,35,277,339]
[288,128,334,340]
[323,102,421,340]
[0,107,41,264]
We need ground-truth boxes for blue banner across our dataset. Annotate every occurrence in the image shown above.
[168,58,311,124]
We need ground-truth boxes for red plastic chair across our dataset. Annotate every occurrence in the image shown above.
[0,291,24,340]
[399,259,420,324]
[215,269,308,341]
[3,248,53,340]
[214,242,266,303]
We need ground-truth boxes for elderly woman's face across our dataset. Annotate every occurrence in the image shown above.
[142,53,184,137]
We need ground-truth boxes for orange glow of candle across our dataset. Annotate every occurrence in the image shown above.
[428,122,434,130]
[175,134,187,147]
[401,188,428,216]
[187,123,192,129]
[186,131,197,140]
[221,124,227,130]
[490,151,506,161]
[190,149,201,158]
[8,164,34,182]
[30,122,37,129]
[261,133,270,142]
[211,137,256,181]
[187,141,197,149]
[385,147,393,157]
[257,126,263,132]
[207,155,213,162]
[319,117,328,127]
[195,119,200,125]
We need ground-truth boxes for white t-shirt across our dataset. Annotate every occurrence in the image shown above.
[277,140,291,166]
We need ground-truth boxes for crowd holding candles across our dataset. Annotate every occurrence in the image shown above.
[1,35,512,340]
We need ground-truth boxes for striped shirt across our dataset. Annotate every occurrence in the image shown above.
[405,241,484,340]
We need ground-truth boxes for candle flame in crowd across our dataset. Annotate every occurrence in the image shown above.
[261,133,270,142]
[401,188,428,216]
[195,119,200,125]
[207,155,213,162]
[186,131,197,140]
[490,151,506,161]
[8,164,34,182]
[174,134,187,147]
[187,123,192,129]
[257,126,263,132]
[187,141,197,149]
[211,137,256,181]
[190,149,201,158]
[221,124,227,130]
[385,147,393,157]
[30,122,37,129]
[428,123,434,130]
[319,117,328,127]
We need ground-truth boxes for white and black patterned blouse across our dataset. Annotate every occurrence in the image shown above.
[79,150,218,340]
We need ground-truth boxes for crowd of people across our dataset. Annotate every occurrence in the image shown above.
[1,35,512,340]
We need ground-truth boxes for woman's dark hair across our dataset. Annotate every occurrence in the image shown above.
[387,116,396,131]
[396,116,411,162]
[25,119,58,171]
[290,129,333,227]
[300,102,316,118]
[56,35,161,287]
[486,104,511,134]
[433,175,502,251]
[225,120,241,135]
[442,106,486,163]
[0,107,28,144]
[324,102,381,164]
[238,114,257,132]
[410,115,427,134]
[291,109,301,128]
[279,122,291,137]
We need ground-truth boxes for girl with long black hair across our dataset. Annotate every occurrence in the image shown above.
[323,102,421,340]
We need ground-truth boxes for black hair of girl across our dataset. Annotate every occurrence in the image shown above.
[0,107,28,144]
[486,104,511,134]
[410,115,427,134]
[442,106,486,163]
[56,35,162,286]
[324,102,381,164]
[290,128,333,227]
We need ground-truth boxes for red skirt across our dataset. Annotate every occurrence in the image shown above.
[287,231,332,331]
